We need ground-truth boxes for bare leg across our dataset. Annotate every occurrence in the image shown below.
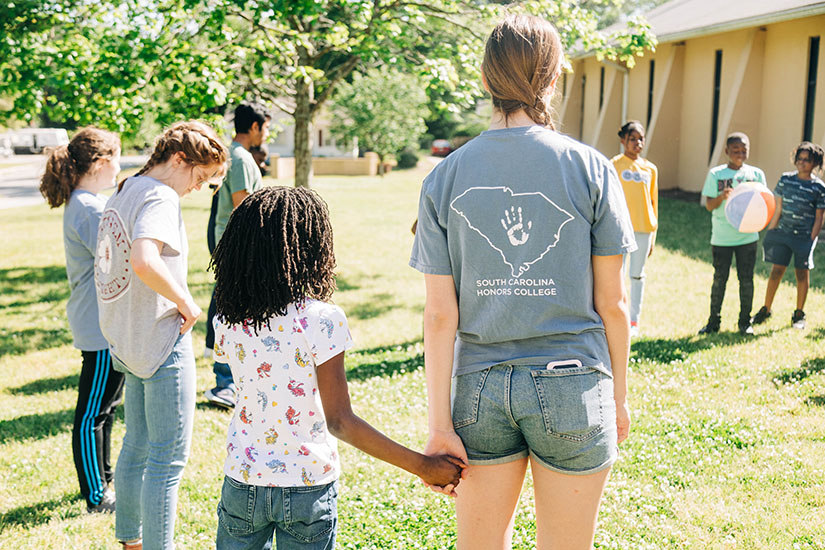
[795,268,810,311]
[763,264,786,311]
[532,457,611,550]
[455,458,529,550]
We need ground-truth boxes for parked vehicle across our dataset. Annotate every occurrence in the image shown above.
[431,139,451,157]
[11,128,70,154]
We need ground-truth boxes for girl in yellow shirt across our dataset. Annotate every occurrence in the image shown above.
[611,121,658,336]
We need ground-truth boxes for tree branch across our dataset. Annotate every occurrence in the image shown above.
[312,55,361,113]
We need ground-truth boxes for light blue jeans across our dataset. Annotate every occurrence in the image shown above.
[623,231,653,324]
[216,476,338,550]
[114,332,196,550]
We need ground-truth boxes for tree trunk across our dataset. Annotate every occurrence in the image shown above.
[294,79,313,188]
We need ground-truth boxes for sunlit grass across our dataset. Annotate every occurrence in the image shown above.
[2,166,825,548]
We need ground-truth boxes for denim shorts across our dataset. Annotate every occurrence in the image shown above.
[216,475,338,550]
[763,229,817,269]
[452,363,617,475]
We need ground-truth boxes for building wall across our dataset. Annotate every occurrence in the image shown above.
[567,14,825,192]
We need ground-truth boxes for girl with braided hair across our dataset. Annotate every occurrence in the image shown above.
[411,15,635,548]
[40,127,125,514]
[210,186,464,549]
[94,120,228,550]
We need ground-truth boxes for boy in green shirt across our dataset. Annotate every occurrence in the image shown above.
[699,133,766,335]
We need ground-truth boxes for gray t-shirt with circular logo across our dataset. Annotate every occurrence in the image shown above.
[95,175,189,378]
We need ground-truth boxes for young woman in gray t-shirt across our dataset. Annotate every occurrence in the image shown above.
[411,15,635,549]
[94,121,228,550]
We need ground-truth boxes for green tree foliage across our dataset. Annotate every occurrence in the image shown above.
[2,1,656,185]
[0,1,239,139]
[209,0,491,186]
[330,68,429,173]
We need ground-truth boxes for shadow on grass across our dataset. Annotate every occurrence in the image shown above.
[0,409,73,443]
[655,197,825,290]
[0,495,80,531]
[772,357,825,386]
[7,374,79,395]
[0,327,73,358]
[0,265,69,309]
[346,353,423,382]
[347,293,394,320]
[805,395,825,407]
[345,339,424,381]
[335,274,361,292]
[631,331,773,363]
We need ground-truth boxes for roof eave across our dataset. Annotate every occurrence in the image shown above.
[571,3,825,61]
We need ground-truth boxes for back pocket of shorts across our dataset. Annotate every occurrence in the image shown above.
[452,368,490,429]
[531,366,605,442]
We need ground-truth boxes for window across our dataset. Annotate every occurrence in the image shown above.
[647,60,655,126]
[710,50,722,161]
[803,36,820,142]
[599,66,605,110]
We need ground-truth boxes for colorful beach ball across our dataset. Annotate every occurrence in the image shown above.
[724,182,776,233]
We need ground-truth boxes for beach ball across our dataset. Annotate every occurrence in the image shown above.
[725,182,776,232]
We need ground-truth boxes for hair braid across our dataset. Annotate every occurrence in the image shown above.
[120,120,228,191]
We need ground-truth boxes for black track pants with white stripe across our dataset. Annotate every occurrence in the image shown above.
[72,349,124,507]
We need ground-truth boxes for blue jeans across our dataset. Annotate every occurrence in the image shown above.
[216,476,338,550]
[623,231,653,323]
[114,332,196,549]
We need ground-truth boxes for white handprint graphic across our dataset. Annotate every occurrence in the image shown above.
[501,206,532,246]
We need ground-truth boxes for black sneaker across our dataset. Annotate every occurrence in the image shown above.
[792,309,806,330]
[739,323,754,336]
[698,321,720,335]
[751,306,771,325]
[87,488,116,514]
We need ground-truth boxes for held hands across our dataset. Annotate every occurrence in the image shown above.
[720,187,733,201]
[419,454,466,488]
[422,429,468,497]
[177,296,202,334]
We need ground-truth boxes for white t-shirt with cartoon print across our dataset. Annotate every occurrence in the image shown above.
[214,300,354,487]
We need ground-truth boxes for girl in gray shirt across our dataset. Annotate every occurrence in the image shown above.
[39,127,124,514]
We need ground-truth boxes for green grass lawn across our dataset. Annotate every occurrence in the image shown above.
[2,165,825,549]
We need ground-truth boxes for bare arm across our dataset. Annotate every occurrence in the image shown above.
[316,351,464,487]
[420,274,467,496]
[232,190,250,208]
[811,208,823,240]
[767,196,783,230]
[705,187,732,211]
[592,254,631,444]
[131,238,201,334]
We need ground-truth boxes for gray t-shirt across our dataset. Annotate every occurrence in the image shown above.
[410,126,636,377]
[95,175,190,378]
[64,189,109,351]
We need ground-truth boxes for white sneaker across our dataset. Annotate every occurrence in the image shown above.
[630,323,640,338]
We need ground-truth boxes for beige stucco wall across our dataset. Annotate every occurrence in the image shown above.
[568,14,825,192]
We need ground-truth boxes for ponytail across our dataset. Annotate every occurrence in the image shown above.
[39,127,120,208]
[482,15,564,129]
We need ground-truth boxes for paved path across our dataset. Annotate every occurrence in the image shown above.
[0,155,147,210]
